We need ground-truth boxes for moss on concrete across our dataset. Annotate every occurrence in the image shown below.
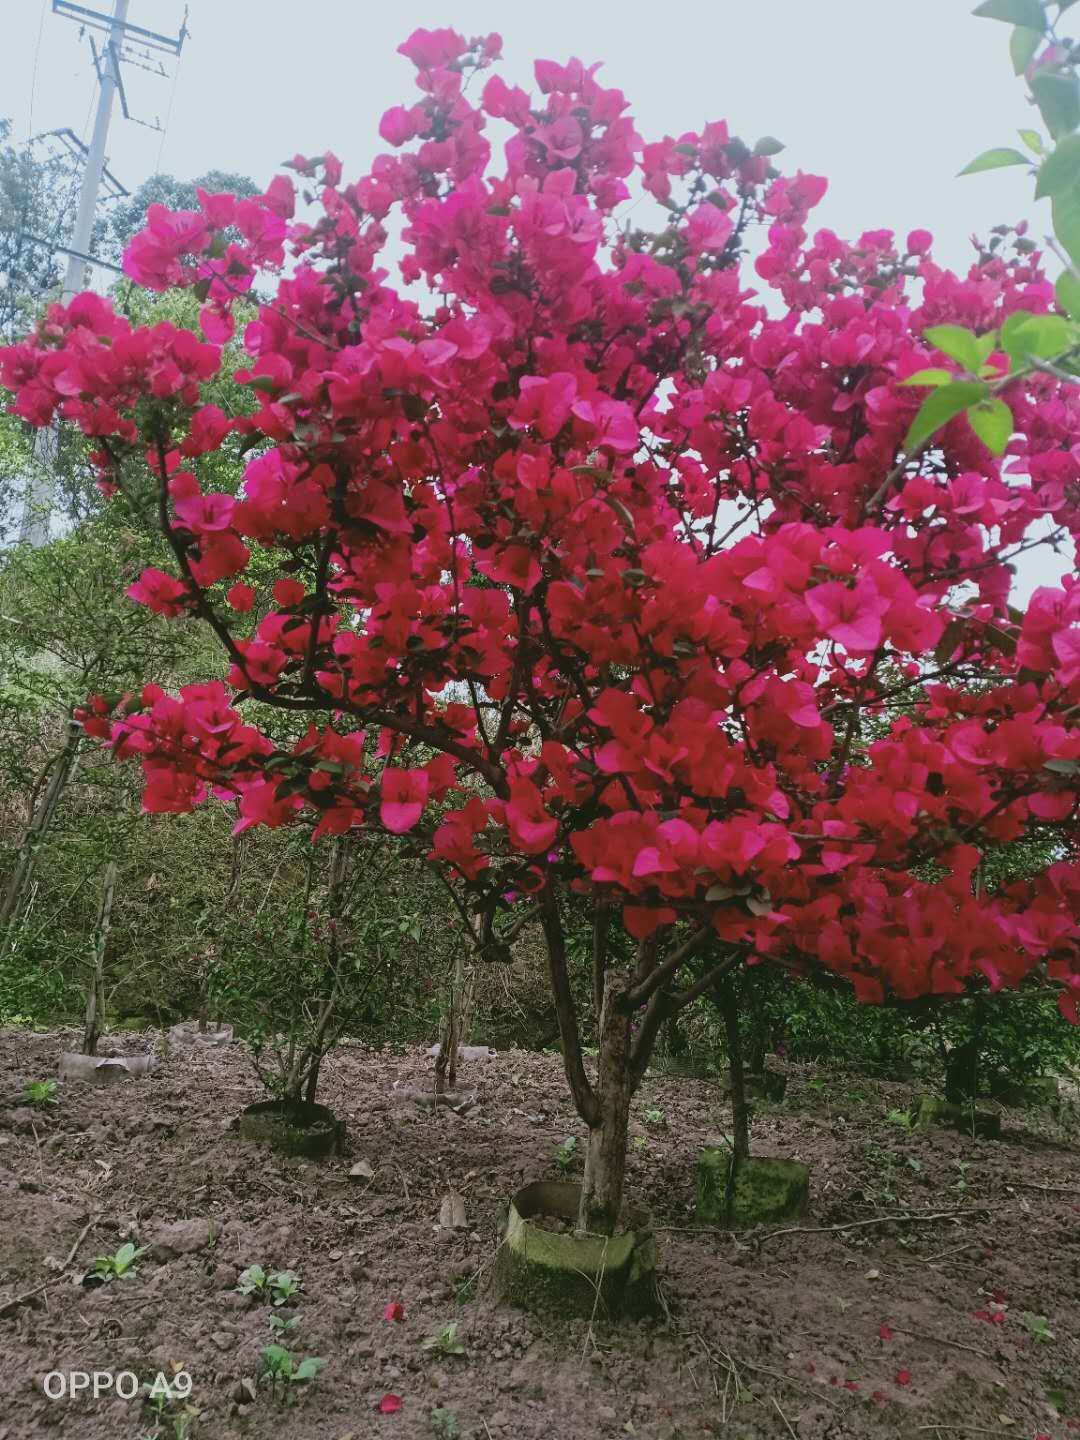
[495,1181,658,1319]
[237,1099,342,1158]
[695,1150,809,1229]
[912,1095,1001,1139]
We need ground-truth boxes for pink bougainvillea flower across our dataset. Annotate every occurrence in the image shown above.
[378,1392,403,1414]
[227,583,256,612]
[273,578,306,607]
[895,1370,911,1387]
[380,772,429,835]
[383,1301,405,1322]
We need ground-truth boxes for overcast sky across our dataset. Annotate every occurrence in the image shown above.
[1,0,1072,592]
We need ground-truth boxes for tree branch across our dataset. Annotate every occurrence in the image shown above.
[538,885,598,1126]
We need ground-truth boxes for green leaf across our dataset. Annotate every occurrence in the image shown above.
[900,368,954,386]
[1032,71,1080,139]
[974,330,1000,365]
[1053,185,1080,266]
[958,147,1030,175]
[292,1357,326,1382]
[1035,133,1080,197]
[968,398,1014,453]
[753,136,785,156]
[1044,757,1080,774]
[973,0,1045,24]
[924,324,985,371]
[1055,269,1080,318]
[1002,311,1073,361]
[1019,127,1045,153]
[115,1242,137,1268]
[1010,24,1043,71]
[904,381,988,452]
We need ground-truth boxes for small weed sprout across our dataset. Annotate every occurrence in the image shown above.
[643,1106,666,1129]
[236,1264,269,1298]
[553,1135,578,1171]
[422,1322,466,1357]
[431,1407,461,1438]
[237,1266,302,1306]
[258,1344,325,1400]
[1021,1312,1055,1343]
[23,1080,57,1108]
[269,1270,302,1306]
[87,1241,146,1284]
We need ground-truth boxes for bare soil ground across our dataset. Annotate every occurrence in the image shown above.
[0,1025,1077,1440]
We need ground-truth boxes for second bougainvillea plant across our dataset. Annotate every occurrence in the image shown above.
[3,25,1080,1232]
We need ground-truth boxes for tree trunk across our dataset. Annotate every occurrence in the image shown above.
[0,716,81,947]
[82,862,116,1057]
[717,973,750,1163]
[578,982,633,1235]
[290,837,349,1106]
[435,949,475,1094]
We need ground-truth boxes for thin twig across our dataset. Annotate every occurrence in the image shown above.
[0,1281,47,1316]
[772,1395,798,1438]
[691,1328,842,1408]
[891,1325,992,1362]
[916,1427,1013,1435]
[1008,1180,1080,1194]
[62,1215,97,1270]
[758,1207,989,1245]
[919,1241,982,1265]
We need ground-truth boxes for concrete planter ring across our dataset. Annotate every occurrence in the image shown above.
[496,1180,658,1320]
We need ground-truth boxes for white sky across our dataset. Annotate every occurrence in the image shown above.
[1,0,1074,594]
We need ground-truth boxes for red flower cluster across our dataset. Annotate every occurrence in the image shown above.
[3,26,1078,1019]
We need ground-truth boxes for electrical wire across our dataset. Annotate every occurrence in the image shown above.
[27,0,49,141]
[153,15,185,175]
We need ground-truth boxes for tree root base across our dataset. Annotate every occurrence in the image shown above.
[495,1180,658,1320]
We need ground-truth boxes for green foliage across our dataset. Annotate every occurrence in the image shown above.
[237,1265,302,1307]
[0,121,81,342]
[553,1135,578,1171]
[257,1344,325,1398]
[421,1321,466,1356]
[968,396,1014,453]
[973,0,1045,25]
[22,1079,57,1107]
[99,170,258,265]
[958,147,1030,174]
[1021,1312,1055,1343]
[87,1241,146,1283]
[904,380,989,452]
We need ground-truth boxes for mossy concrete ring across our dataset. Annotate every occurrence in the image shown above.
[696,1149,809,1229]
[496,1180,658,1319]
[912,1095,1001,1139]
[236,1099,342,1158]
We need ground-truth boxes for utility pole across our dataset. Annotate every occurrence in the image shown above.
[18,0,188,547]
[62,0,130,302]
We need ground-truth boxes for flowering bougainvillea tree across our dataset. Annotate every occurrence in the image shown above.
[3,26,1080,1233]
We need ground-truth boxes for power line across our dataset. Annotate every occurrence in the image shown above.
[153,23,184,173]
[27,0,49,140]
